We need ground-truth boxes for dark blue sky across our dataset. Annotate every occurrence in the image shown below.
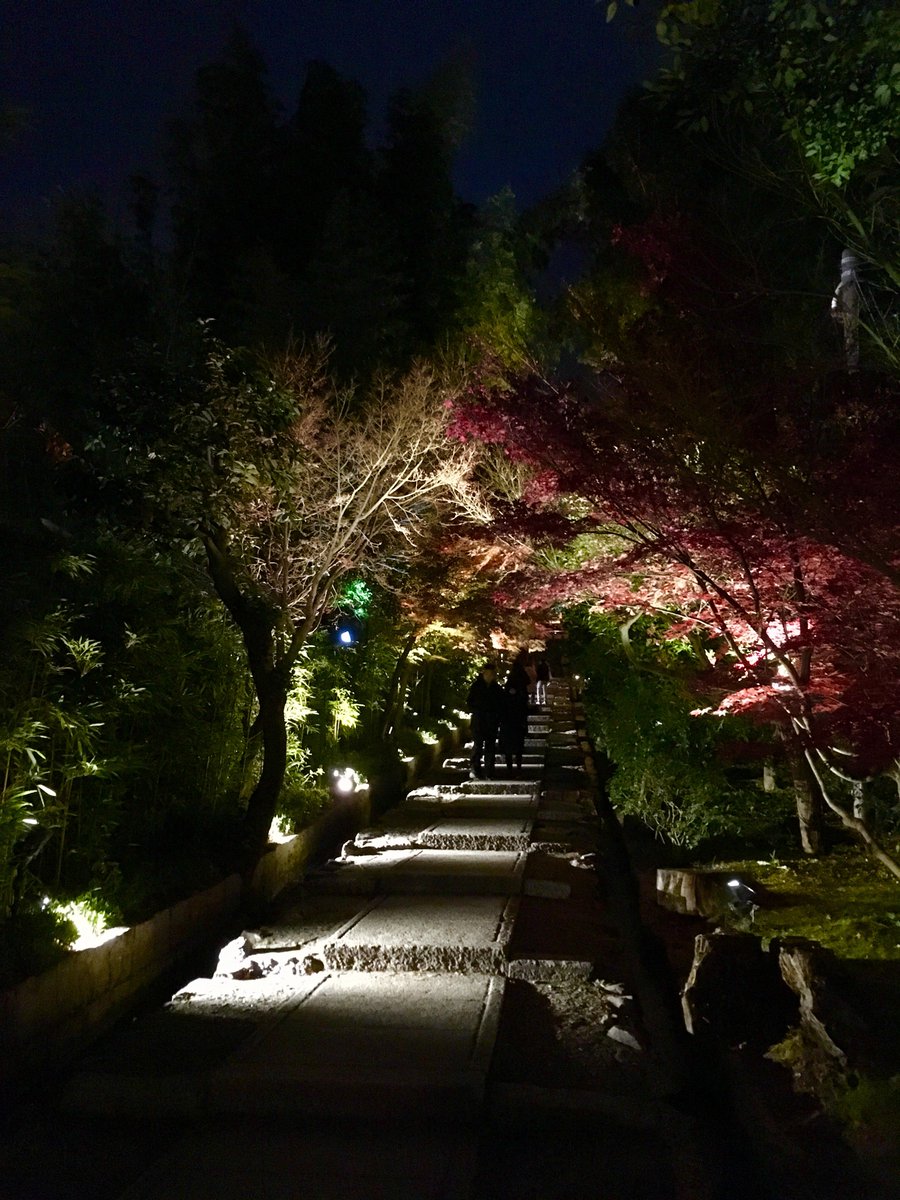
[1,1,659,234]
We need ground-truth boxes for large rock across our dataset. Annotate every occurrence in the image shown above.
[682,930,796,1049]
[776,938,874,1070]
[657,868,764,919]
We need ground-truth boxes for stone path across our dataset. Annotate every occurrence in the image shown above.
[5,680,669,1199]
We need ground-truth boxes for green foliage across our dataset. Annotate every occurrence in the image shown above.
[339,578,374,619]
[565,605,777,848]
[567,266,657,369]
[167,35,480,371]
[656,0,900,187]
[0,903,77,989]
[0,528,253,927]
[276,773,329,833]
[0,34,518,973]
[641,0,900,296]
[605,0,638,23]
[830,1073,900,1142]
[458,190,542,365]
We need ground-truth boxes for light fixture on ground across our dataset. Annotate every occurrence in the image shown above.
[331,766,367,798]
[328,613,363,648]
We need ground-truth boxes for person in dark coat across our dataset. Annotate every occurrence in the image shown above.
[500,650,531,775]
[466,662,503,779]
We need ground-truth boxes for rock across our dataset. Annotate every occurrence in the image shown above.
[777,938,873,1069]
[340,839,379,857]
[570,853,596,870]
[593,982,631,1009]
[594,980,628,997]
[240,929,271,952]
[214,934,254,977]
[230,958,265,981]
[606,1026,642,1051]
[682,930,796,1049]
[656,868,765,918]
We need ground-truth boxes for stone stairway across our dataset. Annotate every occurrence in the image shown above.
[42,680,630,1199]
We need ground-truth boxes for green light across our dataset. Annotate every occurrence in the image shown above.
[340,578,373,618]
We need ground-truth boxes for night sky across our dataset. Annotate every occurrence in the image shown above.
[1,1,660,235]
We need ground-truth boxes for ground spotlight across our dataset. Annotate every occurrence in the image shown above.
[331,766,367,797]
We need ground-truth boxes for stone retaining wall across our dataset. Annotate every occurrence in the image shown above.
[0,872,243,1089]
[0,721,466,1089]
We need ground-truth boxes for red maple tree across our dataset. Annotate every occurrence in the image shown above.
[448,355,900,878]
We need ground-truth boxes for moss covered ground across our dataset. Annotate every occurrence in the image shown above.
[711,842,900,961]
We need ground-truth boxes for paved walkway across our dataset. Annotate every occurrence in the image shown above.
[9,680,664,1199]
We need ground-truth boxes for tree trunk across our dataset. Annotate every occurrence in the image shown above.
[203,529,288,871]
[785,744,825,855]
[804,750,900,882]
[381,633,417,740]
[851,780,868,824]
[241,669,289,862]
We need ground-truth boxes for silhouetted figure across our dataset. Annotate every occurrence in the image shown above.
[535,658,551,706]
[500,650,530,775]
[467,662,502,779]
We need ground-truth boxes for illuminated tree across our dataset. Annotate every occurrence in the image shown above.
[449,363,900,878]
[89,340,483,862]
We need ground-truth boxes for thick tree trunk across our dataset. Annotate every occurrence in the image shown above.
[203,529,288,871]
[241,670,289,861]
[785,744,825,855]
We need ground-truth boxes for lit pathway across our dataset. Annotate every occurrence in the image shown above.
[46,680,626,1199]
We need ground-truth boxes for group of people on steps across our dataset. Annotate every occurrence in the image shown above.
[466,649,552,780]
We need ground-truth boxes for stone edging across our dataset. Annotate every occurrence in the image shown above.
[0,720,467,1091]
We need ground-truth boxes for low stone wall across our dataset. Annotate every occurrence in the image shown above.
[0,722,467,1091]
[250,790,370,906]
[405,721,468,786]
[0,872,242,1088]
[0,791,371,1090]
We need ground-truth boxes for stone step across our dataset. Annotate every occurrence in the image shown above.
[300,894,518,974]
[444,755,543,772]
[402,790,538,815]
[412,820,532,851]
[505,957,594,982]
[461,735,544,745]
[360,814,532,852]
[407,780,538,798]
[398,805,537,826]
[234,893,519,974]
[487,1082,658,1131]
[19,675,621,1200]
[118,1125,481,1200]
[309,848,527,896]
[61,972,505,1124]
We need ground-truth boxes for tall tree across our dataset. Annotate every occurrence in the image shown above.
[378,79,475,354]
[86,339,482,863]
[649,0,900,296]
[167,27,280,331]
